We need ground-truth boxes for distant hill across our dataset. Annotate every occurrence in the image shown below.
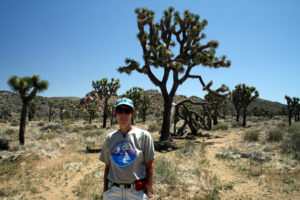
[0,90,80,119]
[0,90,285,120]
[145,89,285,115]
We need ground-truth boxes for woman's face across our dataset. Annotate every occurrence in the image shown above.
[114,105,134,126]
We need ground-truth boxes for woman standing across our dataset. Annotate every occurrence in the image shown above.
[100,98,155,200]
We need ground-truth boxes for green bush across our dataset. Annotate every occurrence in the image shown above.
[267,129,283,142]
[244,130,259,142]
[213,123,229,131]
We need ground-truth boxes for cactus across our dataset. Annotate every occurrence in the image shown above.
[230,84,259,127]
[285,95,299,126]
[92,78,120,128]
[7,75,48,145]
[118,7,230,141]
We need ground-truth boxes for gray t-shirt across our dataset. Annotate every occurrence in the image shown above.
[99,127,156,184]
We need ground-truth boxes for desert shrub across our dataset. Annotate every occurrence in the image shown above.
[179,141,197,156]
[3,129,15,135]
[84,124,97,130]
[244,130,259,142]
[147,123,161,133]
[37,131,58,140]
[38,121,45,127]
[40,124,63,132]
[231,121,242,128]
[155,157,179,186]
[281,123,300,156]
[10,120,19,127]
[0,119,7,123]
[277,122,287,129]
[267,129,283,142]
[213,123,229,131]
[82,130,104,138]
[73,127,83,133]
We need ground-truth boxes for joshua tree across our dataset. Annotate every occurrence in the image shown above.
[124,87,150,123]
[140,92,150,122]
[59,103,66,122]
[230,84,259,127]
[118,7,230,141]
[174,99,212,135]
[48,100,55,122]
[87,103,97,124]
[108,102,115,127]
[7,75,48,145]
[204,85,229,125]
[28,100,37,121]
[92,78,120,128]
[285,95,299,126]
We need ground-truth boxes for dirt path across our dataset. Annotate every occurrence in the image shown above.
[40,154,103,200]
[204,129,268,199]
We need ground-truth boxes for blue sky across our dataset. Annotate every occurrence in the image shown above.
[0,0,299,104]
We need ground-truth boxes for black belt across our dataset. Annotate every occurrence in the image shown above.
[112,182,133,189]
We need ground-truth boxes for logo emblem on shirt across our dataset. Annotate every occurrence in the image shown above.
[111,140,137,168]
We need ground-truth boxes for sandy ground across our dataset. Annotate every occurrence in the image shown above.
[1,119,300,199]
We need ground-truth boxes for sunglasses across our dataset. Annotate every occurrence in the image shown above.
[116,107,133,114]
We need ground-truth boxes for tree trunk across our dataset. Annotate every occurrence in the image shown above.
[142,110,146,123]
[102,98,108,128]
[213,116,218,125]
[160,96,173,141]
[89,113,92,124]
[236,109,240,122]
[242,107,247,127]
[288,113,292,126]
[48,107,52,122]
[19,103,28,145]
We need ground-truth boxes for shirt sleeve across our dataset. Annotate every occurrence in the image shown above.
[99,136,111,164]
[143,131,156,162]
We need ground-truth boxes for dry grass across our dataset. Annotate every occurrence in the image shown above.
[0,117,300,199]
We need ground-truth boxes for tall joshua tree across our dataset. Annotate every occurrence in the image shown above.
[118,7,230,141]
[285,95,299,126]
[230,84,259,127]
[92,78,120,128]
[7,75,48,145]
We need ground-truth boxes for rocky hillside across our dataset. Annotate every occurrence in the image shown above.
[0,89,285,120]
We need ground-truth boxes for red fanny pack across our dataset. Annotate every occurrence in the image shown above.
[135,180,147,191]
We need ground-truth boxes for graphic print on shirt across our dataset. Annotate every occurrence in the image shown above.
[111,140,137,168]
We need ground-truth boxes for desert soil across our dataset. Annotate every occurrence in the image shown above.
[1,120,299,200]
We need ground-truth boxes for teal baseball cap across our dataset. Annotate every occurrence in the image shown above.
[115,98,134,110]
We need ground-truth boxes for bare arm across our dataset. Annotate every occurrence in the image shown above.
[103,164,110,192]
[145,159,154,196]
